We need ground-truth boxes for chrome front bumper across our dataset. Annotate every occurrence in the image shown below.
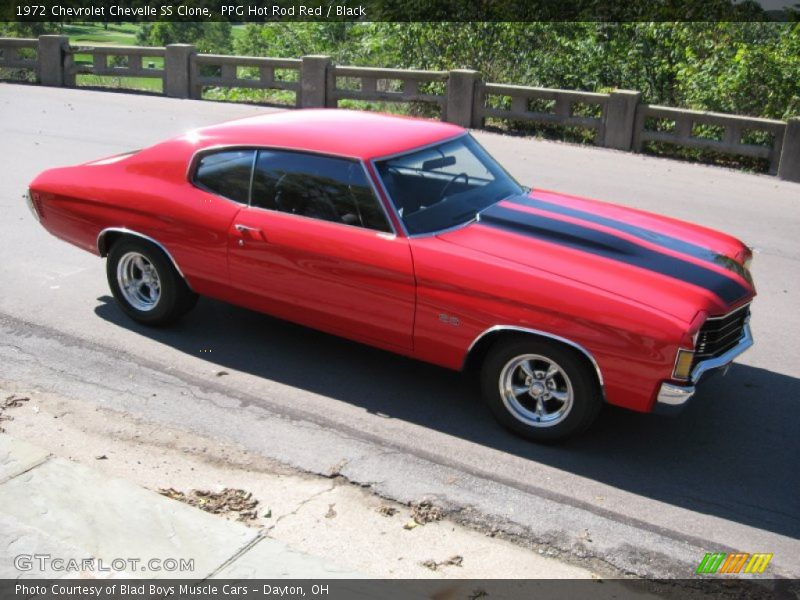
[654,322,754,413]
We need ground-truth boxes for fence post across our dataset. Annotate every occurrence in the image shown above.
[38,35,69,87]
[446,69,480,127]
[164,44,195,99]
[301,55,331,108]
[778,118,800,183]
[603,89,641,150]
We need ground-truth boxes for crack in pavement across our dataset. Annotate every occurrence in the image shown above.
[266,483,339,532]
[0,455,52,486]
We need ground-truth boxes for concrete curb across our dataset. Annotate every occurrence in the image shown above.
[0,436,362,579]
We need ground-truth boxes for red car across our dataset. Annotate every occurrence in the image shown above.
[28,110,755,441]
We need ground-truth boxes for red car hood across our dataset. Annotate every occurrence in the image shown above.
[437,190,754,322]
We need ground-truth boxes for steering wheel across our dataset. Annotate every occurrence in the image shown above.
[439,172,469,201]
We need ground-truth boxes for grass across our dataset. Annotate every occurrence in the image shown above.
[202,86,297,106]
[58,23,160,93]
[62,22,247,47]
[62,23,140,46]
[76,74,163,93]
[57,22,246,95]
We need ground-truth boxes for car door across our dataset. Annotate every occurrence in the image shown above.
[227,149,415,353]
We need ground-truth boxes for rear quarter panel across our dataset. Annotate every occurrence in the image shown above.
[29,140,240,292]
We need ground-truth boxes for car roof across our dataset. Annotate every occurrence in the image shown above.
[185,109,465,160]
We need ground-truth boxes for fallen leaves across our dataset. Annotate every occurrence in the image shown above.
[421,555,463,571]
[0,395,30,432]
[401,500,444,530]
[411,500,443,525]
[377,505,398,517]
[2,395,29,409]
[158,487,259,522]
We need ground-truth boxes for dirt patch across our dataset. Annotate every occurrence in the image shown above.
[159,487,259,522]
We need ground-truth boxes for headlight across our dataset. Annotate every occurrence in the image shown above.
[673,349,695,381]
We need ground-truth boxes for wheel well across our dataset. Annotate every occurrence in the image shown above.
[463,329,604,395]
[98,229,191,289]
[97,230,123,257]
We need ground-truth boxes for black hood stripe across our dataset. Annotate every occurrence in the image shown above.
[509,195,718,259]
[480,203,749,304]
[508,195,750,282]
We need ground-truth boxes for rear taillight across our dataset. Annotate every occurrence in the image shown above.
[26,190,41,222]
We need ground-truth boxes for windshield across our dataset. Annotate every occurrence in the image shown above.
[375,134,523,235]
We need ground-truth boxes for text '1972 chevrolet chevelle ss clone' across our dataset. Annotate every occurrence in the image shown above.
[27,109,755,441]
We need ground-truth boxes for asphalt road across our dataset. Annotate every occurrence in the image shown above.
[2,83,799,579]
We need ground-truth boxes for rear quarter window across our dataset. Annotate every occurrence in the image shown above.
[193,150,255,204]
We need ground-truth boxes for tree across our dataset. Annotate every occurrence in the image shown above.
[136,22,232,54]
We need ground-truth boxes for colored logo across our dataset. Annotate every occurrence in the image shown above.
[697,552,773,575]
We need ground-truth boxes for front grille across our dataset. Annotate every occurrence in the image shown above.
[693,304,750,368]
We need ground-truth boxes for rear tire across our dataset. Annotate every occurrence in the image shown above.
[480,336,602,442]
[106,238,197,326]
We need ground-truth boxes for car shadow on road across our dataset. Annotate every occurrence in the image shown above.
[95,295,800,541]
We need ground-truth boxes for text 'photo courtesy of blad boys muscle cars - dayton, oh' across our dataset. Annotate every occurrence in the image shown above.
[27,109,755,442]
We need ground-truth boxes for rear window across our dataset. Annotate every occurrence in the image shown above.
[193,150,255,204]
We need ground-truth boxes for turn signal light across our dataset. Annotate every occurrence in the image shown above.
[673,349,695,381]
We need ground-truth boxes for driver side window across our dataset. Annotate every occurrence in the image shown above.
[251,150,391,233]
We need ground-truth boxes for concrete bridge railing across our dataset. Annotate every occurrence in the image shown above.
[191,52,302,104]
[634,104,788,175]
[64,44,166,88]
[1,34,798,182]
[326,64,450,116]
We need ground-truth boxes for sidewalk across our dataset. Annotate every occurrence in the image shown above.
[0,435,361,579]
[0,384,600,580]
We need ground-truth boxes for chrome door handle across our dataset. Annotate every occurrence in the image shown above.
[235,224,261,234]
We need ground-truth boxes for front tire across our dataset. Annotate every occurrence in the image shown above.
[480,336,602,442]
[106,238,197,326]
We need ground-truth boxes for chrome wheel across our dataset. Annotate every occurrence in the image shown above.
[499,354,574,427]
[116,251,161,312]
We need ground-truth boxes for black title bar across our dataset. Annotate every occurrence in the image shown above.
[2,578,797,600]
[3,0,800,23]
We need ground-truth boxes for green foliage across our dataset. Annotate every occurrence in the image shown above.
[0,22,60,37]
[235,23,400,65]
[2,20,796,124]
[136,22,232,54]
[674,23,800,120]
[232,22,798,121]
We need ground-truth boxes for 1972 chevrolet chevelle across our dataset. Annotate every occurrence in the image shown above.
[28,110,755,441]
